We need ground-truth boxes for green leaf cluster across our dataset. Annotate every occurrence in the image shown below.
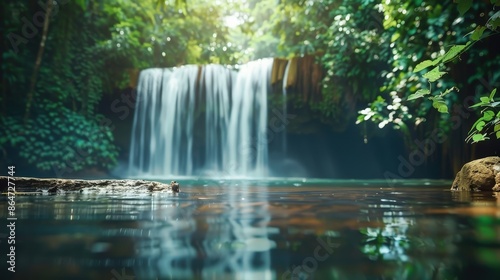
[467,89,500,142]
[356,0,499,144]
[0,102,118,173]
[406,0,499,143]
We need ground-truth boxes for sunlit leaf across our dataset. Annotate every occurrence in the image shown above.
[483,110,495,121]
[423,67,447,82]
[469,117,484,133]
[476,121,486,131]
[480,97,490,103]
[442,44,469,63]
[472,133,488,142]
[414,60,434,73]
[470,102,485,108]
[489,88,497,100]
[432,98,449,113]
[407,89,430,100]
[391,33,400,42]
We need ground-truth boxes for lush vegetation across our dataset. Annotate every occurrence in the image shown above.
[1,0,498,175]
[1,0,239,175]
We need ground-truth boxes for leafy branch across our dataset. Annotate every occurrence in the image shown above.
[466,88,500,142]
[409,0,499,142]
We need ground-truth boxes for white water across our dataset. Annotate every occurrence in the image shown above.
[128,59,274,177]
[226,58,273,176]
[202,64,234,173]
[281,60,290,157]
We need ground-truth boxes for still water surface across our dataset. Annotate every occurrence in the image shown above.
[1,178,500,279]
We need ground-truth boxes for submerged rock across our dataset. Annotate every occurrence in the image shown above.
[0,176,180,195]
[451,156,500,191]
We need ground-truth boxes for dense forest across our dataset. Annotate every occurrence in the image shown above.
[1,0,499,177]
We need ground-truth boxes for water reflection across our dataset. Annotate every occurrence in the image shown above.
[1,181,500,279]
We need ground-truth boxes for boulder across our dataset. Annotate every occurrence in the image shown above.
[451,156,500,191]
[494,172,500,192]
[0,176,180,194]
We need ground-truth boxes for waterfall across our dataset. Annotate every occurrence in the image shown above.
[201,64,234,173]
[281,60,290,158]
[128,59,273,177]
[128,66,199,176]
[226,58,273,176]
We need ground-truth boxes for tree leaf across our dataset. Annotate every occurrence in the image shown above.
[470,102,485,108]
[432,98,448,113]
[494,124,500,133]
[471,26,486,41]
[423,66,447,82]
[483,110,495,121]
[469,117,483,133]
[414,60,434,72]
[472,133,488,143]
[476,120,486,131]
[442,44,468,63]
[407,89,430,100]
[489,88,497,100]
[414,56,443,73]
[480,96,490,103]
[391,32,400,42]
[458,0,473,15]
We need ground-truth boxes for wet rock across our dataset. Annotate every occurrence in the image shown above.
[0,176,179,195]
[451,156,500,191]
[170,181,180,193]
[47,186,59,194]
[494,172,500,192]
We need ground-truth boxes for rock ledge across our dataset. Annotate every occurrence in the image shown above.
[0,176,180,194]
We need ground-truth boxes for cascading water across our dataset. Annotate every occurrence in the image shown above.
[128,66,199,176]
[281,60,290,157]
[201,64,234,173]
[128,59,274,177]
[226,58,273,176]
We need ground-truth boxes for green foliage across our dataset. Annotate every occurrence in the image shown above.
[356,0,499,144]
[407,0,499,143]
[97,0,241,72]
[467,88,500,142]
[1,0,119,174]
[318,0,390,102]
[0,102,118,172]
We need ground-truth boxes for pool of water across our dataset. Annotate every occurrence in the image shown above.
[1,178,500,279]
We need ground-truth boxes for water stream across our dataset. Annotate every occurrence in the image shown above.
[2,179,500,279]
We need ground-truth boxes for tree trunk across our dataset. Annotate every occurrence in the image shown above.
[24,0,53,122]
